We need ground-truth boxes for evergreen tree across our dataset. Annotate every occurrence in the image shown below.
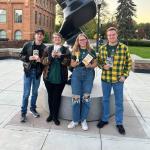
[116,0,136,40]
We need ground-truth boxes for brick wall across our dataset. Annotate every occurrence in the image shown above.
[0,40,28,48]
[0,0,56,41]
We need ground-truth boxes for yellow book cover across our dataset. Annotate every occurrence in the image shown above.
[82,54,93,65]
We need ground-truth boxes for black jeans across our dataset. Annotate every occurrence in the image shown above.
[44,79,65,120]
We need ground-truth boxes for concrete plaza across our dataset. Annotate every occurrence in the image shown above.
[0,59,150,150]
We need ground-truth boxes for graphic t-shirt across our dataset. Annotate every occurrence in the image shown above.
[72,49,96,67]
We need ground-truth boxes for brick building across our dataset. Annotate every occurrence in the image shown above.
[0,0,56,41]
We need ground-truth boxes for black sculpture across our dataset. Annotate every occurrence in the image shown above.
[56,0,97,44]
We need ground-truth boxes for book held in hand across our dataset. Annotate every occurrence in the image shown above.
[106,56,113,67]
[82,54,94,66]
[54,45,61,53]
[33,49,39,56]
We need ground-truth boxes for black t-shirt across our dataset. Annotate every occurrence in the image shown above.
[31,43,43,68]
[107,44,118,57]
[71,49,96,67]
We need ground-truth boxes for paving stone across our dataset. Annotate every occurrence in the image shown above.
[0,105,18,125]
[101,135,150,150]
[0,128,47,150]
[42,130,101,150]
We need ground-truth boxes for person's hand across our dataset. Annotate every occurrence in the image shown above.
[103,64,110,70]
[119,76,125,82]
[29,56,37,61]
[36,57,41,62]
[51,51,57,58]
[33,55,39,61]
[55,51,62,58]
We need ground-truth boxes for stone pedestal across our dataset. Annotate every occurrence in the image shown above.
[131,54,150,73]
[38,68,115,121]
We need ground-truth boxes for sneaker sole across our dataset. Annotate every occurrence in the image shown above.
[82,127,88,131]
[68,124,78,129]
[20,118,27,123]
[20,120,26,123]
[30,111,40,118]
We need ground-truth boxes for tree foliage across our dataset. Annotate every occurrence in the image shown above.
[116,0,136,39]
[136,23,150,39]
[43,32,50,43]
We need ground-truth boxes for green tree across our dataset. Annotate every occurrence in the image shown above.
[43,32,50,43]
[136,23,150,39]
[81,19,97,39]
[116,0,136,39]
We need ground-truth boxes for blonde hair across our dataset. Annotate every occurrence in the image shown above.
[106,27,118,34]
[52,32,63,39]
[72,33,92,55]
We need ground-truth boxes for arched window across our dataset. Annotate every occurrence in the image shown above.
[14,30,22,40]
[0,30,7,38]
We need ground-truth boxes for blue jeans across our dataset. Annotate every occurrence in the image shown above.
[71,67,94,122]
[101,81,124,125]
[21,69,41,114]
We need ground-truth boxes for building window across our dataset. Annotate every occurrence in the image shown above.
[47,16,48,27]
[49,17,51,29]
[14,30,22,40]
[40,0,42,5]
[43,15,45,26]
[14,10,22,23]
[46,0,48,8]
[39,13,42,25]
[0,9,6,23]
[0,30,7,38]
[52,18,54,30]
[35,11,37,24]
[43,0,45,7]
[49,2,51,11]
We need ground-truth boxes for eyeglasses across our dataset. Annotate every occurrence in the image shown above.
[53,36,61,39]
[79,39,87,42]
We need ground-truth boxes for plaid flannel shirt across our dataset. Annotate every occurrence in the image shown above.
[98,42,132,83]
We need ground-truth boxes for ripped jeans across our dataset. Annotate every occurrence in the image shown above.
[71,67,95,122]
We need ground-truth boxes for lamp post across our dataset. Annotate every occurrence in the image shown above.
[95,0,102,52]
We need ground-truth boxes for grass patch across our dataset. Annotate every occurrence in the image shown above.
[129,46,150,59]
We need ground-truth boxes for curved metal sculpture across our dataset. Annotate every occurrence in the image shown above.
[56,0,97,44]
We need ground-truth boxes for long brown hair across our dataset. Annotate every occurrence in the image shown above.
[72,33,92,55]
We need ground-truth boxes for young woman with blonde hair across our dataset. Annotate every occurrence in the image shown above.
[68,33,97,130]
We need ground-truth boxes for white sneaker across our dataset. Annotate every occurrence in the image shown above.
[68,121,78,129]
[81,120,88,131]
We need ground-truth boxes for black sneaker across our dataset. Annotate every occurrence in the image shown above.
[53,119,60,126]
[30,109,40,118]
[20,113,27,123]
[46,115,53,122]
[116,125,126,135]
[97,120,108,128]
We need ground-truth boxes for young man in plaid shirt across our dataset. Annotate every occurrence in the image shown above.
[97,27,132,135]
